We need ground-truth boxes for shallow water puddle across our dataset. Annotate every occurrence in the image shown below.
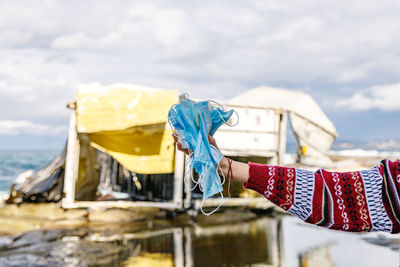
[0,214,399,266]
[121,217,277,267]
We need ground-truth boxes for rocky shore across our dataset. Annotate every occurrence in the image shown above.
[0,208,271,266]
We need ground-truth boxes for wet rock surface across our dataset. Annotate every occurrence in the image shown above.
[0,210,276,266]
[0,227,141,266]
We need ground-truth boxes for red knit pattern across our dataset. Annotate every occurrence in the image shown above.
[319,169,372,232]
[244,159,400,233]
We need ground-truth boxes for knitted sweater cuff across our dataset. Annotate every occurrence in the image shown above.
[243,162,268,196]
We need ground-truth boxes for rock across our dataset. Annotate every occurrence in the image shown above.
[0,235,13,249]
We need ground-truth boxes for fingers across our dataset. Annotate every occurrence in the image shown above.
[172,133,178,142]
[177,142,190,155]
[172,133,190,155]
[208,135,219,150]
[173,133,219,156]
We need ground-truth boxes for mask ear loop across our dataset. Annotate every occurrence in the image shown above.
[200,190,224,216]
[228,109,239,127]
[169,103,178,115]
[167,104,178,133]
[179,92,190,102]
[168,119,175,135]
[198,160,225,216]
[209,144,225,184]
[184,152,202,191]
[217,163,225,185]
[208,100,239,127]
[215,108,239,127]
[198,161,209,192]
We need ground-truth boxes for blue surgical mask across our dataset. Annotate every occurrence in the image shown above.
[209,104,234,136]
[168,94,238,215]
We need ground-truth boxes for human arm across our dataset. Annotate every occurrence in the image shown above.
[174,134,400,233]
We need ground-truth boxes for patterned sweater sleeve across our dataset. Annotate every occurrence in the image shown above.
[243,159,400,233]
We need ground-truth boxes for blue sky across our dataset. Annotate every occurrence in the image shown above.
[0,0,399,150]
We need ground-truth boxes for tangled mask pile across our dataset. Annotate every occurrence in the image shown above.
[168,94,237,215]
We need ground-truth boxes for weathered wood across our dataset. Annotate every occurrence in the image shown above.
[62,112,80,206]
[173,228,184,267]
[173,149,185,208]
[194,198,274,210]
[277,111,287,165]
[62,200,180,210]
[184,228,193,267]
[183,154,192,209]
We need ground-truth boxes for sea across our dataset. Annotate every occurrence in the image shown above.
[0,150,59,198]
[0,140,399,198]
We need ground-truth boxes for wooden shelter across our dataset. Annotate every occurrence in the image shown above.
[10,83,337,215]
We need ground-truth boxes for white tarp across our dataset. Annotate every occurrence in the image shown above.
[229,87,337,137]
[228,87,337,167]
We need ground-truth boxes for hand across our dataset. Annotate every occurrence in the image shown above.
[207,135,221,153]
[172,133,249,183]
[172,134,221,156]
[172,133,191,155]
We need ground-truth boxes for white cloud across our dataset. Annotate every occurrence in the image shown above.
[51,33,91,49]
[1,1,399,94]
[0,0,400,143]
[335,69,366,83]
[0,120,67,136]
[337,83,400,111]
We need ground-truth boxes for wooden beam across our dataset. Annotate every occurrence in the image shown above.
[183,154,192,209]
[193,198,275,210]
[62,200,181,210]
[277,111,287,165]
[62,112,80,206]
[173,148,185,208]
[173,228,184,267]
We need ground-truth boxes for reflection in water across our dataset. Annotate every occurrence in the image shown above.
[190,219,276,266]
[282,216,399,267]
[123,230,175,267]
[122,217,280,267]
[124,252,174,267]
[0,215,281,267]
[0,213,399,266]
[299,243,334,267]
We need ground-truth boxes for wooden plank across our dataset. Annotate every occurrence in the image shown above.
[219,128,279,134]
[219,149,278,158]
[62,200,180,210]
[194,198,275,210]
[64,198,275,212]
[184,228,193,267]
[173,149,185,208]
[183,154,192,209]
[173,228,184,267]
[62,112,80,206]
[277,111,287,165]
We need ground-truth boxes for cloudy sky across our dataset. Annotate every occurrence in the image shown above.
[0,0,399,149]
